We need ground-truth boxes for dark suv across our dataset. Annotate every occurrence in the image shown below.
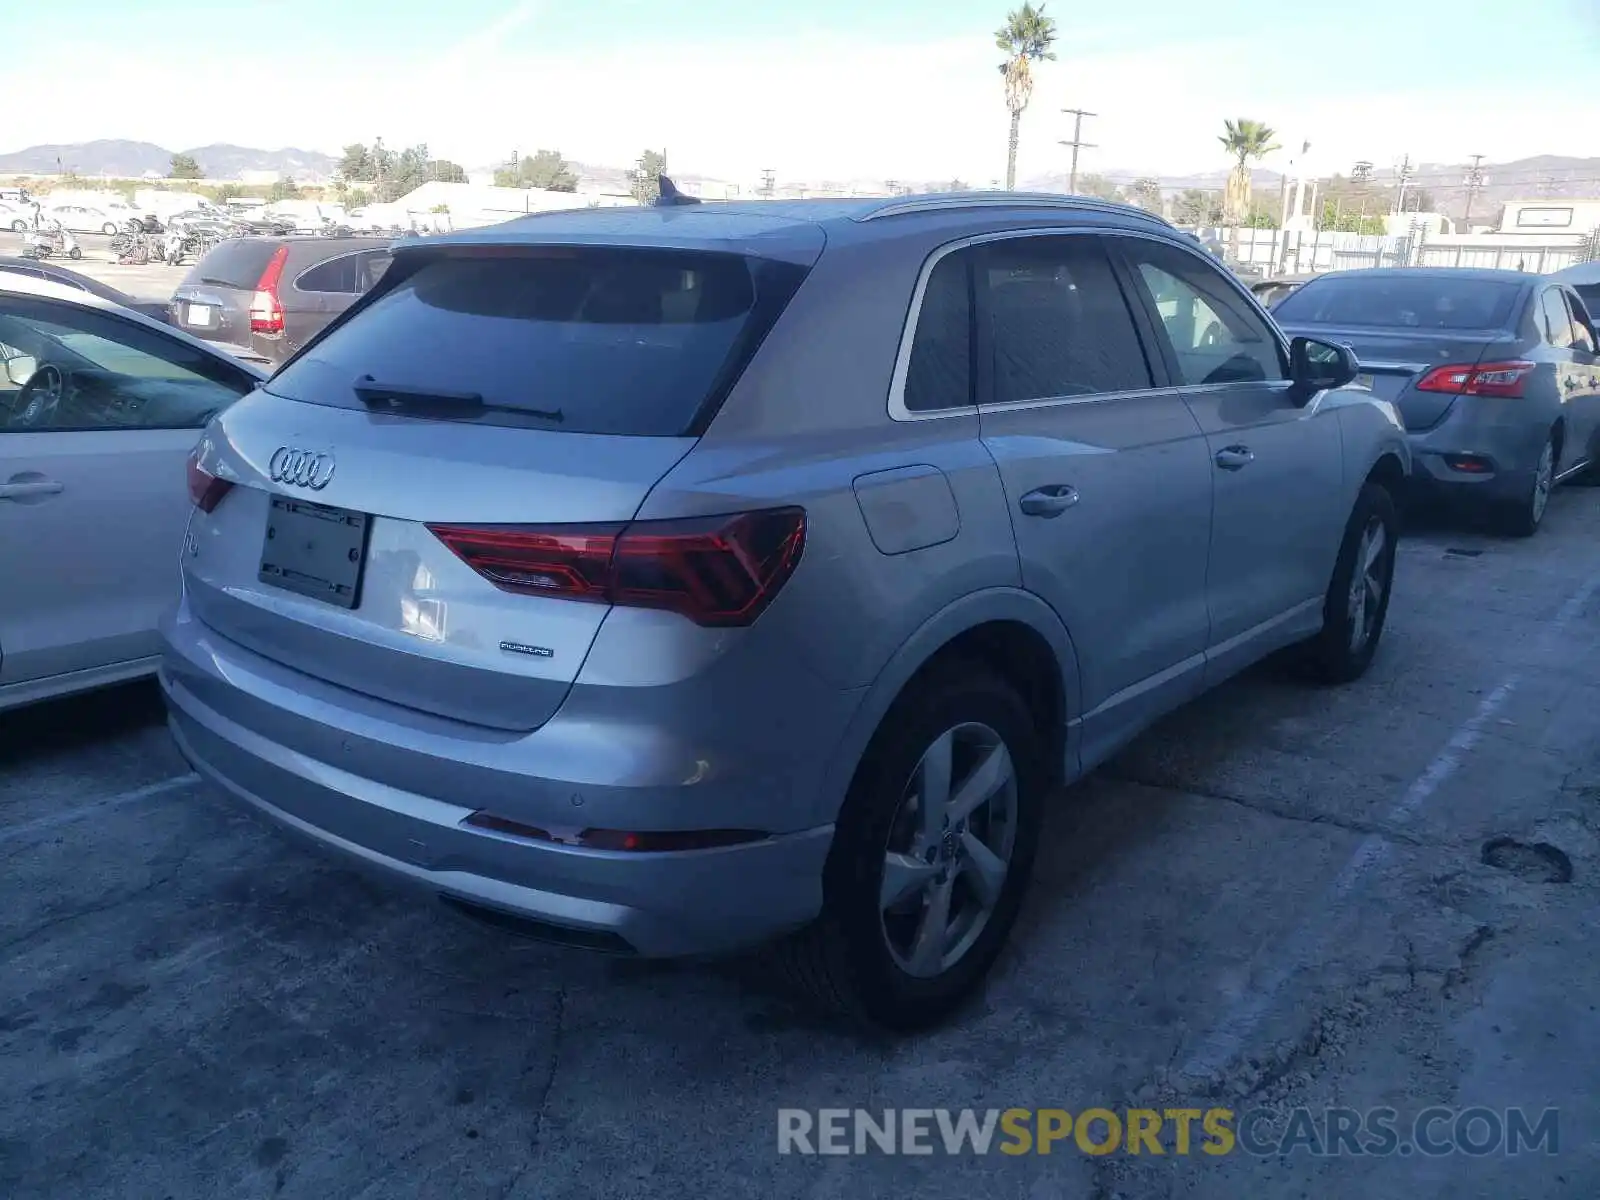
[169,236,394,368]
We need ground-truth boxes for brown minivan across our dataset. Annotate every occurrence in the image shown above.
[168,235,395,369]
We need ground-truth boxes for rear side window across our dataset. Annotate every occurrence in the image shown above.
[1565,290,1597,353]
[266,248,807,436]
[1273,275,1522,330]
[1540,289,1576,348]
[1573,284,1600,320]
[187,239,282,289]
[983,236,1152,401]
[903,252,972,411]
[295,251,390,295]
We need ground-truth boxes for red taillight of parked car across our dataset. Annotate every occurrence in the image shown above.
[186,451,233,513]
[1415,360,1535,399]
[427,508,807,628]
[248,244,290,335]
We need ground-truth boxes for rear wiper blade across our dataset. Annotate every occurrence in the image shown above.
[351,375,563,422]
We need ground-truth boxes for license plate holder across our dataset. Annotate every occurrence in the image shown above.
[258,496,369,609]
[186,303,214,327]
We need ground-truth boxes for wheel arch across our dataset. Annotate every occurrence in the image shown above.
[817,587,1081,825]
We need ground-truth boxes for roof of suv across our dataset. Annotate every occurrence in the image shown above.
[406,193,1176,261]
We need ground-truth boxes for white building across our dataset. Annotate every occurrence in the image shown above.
[1496,198,1600,237]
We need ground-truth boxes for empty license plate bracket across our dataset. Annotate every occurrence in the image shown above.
[258,496,369,609]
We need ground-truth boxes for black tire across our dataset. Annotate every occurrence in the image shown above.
[772,661,1045,1031]
[1297,480,1398,684]
[1499,433,1556,537]
[9,219,25,233]
[68,248,82,261]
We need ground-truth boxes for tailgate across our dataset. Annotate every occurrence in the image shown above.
[185,392,694,731]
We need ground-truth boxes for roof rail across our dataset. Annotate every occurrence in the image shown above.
[855,191,1173,227]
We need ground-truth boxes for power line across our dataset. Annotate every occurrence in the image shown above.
[1058,108,1097,195]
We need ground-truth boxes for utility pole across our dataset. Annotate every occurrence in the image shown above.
[760,168,776,200]
[1538,173,1559,197]
[1058,108,1097,194]
[1462,154,1486,227]
[1394,153,1413,216]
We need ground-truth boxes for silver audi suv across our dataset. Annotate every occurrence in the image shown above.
[161,191,1410,1029]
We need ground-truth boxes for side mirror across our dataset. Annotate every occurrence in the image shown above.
[1290,335,1359,398]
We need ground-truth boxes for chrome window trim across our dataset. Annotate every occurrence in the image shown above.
[886,225,1290,422]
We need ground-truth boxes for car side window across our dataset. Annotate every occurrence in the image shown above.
[982,235,1153,402]
[1540,289,1575,349]
[1124,240,1287,386]
[1560,291,1595,353]
[295,252,366,295]
[903,250,973,412]
[0,297,255,432]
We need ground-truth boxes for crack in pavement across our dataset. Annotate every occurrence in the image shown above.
[0,866,187,961]
[1103,771,1434,847]
[497,986,567,1200]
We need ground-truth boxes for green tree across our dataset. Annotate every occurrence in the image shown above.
[1217,118,1279,224]
[996,3,1058,191]
[1075,173,1119,201]
[1130,177,1162,212]
[339,143,375,181]
[629,149,669,205]
[169,153,204,180]
[1173,188,1224,227]
[495,149,578,192]
[268,176,301,202]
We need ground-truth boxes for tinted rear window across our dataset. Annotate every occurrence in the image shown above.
[1573,284,1600,317]
[1272,274,1522,330]
[266,248,804,436]
[186,239,281,290]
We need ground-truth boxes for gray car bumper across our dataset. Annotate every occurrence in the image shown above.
[1405,404,1550,505]
[159,624,836,959]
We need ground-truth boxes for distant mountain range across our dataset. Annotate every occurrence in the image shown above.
[0,140,338,182]
[4,142,1597,223]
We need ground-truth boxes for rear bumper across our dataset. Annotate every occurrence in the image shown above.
[1404,404,1550,505]
[159,602,842,957]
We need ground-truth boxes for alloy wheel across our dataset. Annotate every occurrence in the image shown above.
[1346,516,1388,653]
[879,722,1018,979]
[1531,441,1554,525]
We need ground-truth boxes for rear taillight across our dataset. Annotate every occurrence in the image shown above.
[248,244,290,335]
[428,508,807,628]
[1415,360,1535,399]
[186,450,233,513]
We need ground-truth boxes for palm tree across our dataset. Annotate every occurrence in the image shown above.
[1218,118,1279,224]
[996,3,1058,190]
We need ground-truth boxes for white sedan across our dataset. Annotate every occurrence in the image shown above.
[0,275,266,711]
[40,204,134,236]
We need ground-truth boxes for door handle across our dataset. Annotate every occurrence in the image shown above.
[0,479,63,500]
[1214,445,1255,471]
[1018,484,1079,517]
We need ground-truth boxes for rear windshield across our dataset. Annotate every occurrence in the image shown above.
[1272,274,1523,330]
[265,247,802,436]
[186,239,282,290]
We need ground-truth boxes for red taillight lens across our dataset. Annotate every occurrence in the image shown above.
[428,508,806,628]
[186,452,233,513]
[248,244,290,334]
[1415,360,1534,399]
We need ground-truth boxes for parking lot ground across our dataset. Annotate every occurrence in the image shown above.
[4,490,1600,1200]
[0,231,188,302]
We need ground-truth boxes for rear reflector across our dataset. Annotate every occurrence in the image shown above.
[428,508,806,628]
[1415,360,1535,399]
[186,451,233,513]
[1443,454,1494,474]
[462,811,768,852]
[248,244,290,335]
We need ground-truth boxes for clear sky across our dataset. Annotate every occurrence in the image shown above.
[9,0,1599,187]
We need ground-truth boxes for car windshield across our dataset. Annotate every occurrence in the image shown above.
[1273,274,1523,330]
[266,247,804,435]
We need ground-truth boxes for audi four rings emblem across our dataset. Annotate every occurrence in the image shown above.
[269,446,335,490]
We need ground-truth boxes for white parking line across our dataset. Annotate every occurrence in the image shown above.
[1180,569,1600,1082]
[0,773,199,846]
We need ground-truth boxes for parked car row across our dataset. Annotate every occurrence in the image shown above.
[1,190,1595,1031]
